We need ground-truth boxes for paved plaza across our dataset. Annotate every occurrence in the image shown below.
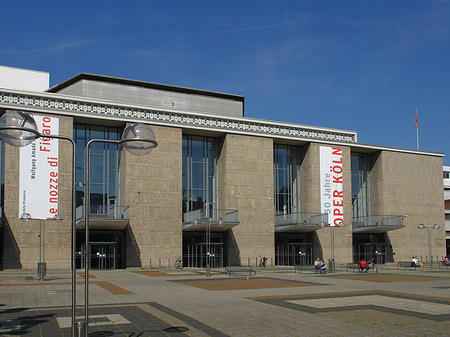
[1,266,450,336]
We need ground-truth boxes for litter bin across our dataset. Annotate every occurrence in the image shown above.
[328,258,335,273]
[37,262,46,281]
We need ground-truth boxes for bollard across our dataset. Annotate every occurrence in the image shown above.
[168,258,171,269]
[76,321,86,337]
[149,258,152,269]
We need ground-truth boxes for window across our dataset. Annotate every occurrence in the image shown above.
[182,136,218,214]
[74,124,121,213]
[351,153,371,219]
[444,171,450,179]
[273,145,301,216]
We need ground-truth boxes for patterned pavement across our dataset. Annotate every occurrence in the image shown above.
[1,267,450,336]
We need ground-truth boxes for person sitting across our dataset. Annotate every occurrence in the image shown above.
[321,260,328,274]
[358,260,367,272]
[411,256,418,267]
[443,257,449,265]
[314,258,324,274]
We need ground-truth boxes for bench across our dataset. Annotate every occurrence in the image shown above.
[225,266,256,276]
[439,261,450,269]
[398,262,418,270]
[294,265,319,274]
[347,263,359,272]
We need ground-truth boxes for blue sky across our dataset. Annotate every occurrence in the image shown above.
[1,1,449,165]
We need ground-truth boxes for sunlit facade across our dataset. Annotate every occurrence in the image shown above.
[0,66,445,271]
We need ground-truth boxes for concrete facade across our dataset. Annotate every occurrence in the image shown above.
[219,134,274,265]
[0,69,445,271]
[122,125,183,268]
[370,151,445,260]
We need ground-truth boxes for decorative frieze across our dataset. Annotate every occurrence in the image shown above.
[0,90,356,143]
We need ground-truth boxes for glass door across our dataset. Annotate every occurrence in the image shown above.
[88,242,116,270]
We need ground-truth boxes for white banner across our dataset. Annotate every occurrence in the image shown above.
[320,146,344,227]
[19,115,59,219]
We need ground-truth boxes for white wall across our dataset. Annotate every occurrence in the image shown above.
[0,65,49,92]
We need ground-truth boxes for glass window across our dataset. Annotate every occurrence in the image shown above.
[351,153,371,219]
[182,135,218,214]
[274,144,301,216]
[74,124,121,212]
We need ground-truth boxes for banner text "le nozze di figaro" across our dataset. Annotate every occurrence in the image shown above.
[19,115,59,220]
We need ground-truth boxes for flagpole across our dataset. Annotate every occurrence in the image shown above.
[416,125,419,150]
[415,107,419,150]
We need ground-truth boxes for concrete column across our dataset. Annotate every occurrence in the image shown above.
[121,125,182,269]
[219,134,274,266]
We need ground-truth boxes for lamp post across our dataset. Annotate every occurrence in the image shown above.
[0,110,77,336]
[206,220,211,277]
[418,223,439,269]
[83,123,157,335]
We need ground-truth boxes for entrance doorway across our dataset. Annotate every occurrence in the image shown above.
[76,230,124,269]
[183,232,224,268]
[276,243,313,266]
[353,233,392,264]
[89,242,116,270]
[275,233,314,266]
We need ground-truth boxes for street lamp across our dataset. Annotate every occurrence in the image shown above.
[1,110,78,336]
[418,223,439,269]
[83,123,157,335]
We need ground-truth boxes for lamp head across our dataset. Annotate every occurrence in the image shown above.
[433,224,439,230]
[0,110,40,147]
[418,224,425,229]
[121,123,158,156]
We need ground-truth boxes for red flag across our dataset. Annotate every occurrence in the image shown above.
[415,108,418,128]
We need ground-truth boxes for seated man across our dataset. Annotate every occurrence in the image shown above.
[443,257,449,265]
[358,260,367,272]
[411,256,418,267]
[314,258,324,274]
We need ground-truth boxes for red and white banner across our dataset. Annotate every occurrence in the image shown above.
[19,115,59,219]
[320,146,344,227]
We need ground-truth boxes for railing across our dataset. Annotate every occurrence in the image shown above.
[76,204,130,220]
[183,208,239,224]
[275,212,328,226]
[352,215,405,228]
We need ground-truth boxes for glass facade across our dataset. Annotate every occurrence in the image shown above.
[182,135,218,214]
[74,124,122,214]
[273,144,301,216]
[351,153,371,218]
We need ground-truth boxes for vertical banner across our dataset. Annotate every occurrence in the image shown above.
[19,115,59,219]
[320,146,344,226]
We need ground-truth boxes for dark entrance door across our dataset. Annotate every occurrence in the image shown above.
[76,230,124,269]
[353,233,390,264]
[183,232,224,268]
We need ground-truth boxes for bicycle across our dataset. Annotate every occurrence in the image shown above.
[367,259,378,273]
[175,256,183,269]
[259,256,267,267]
